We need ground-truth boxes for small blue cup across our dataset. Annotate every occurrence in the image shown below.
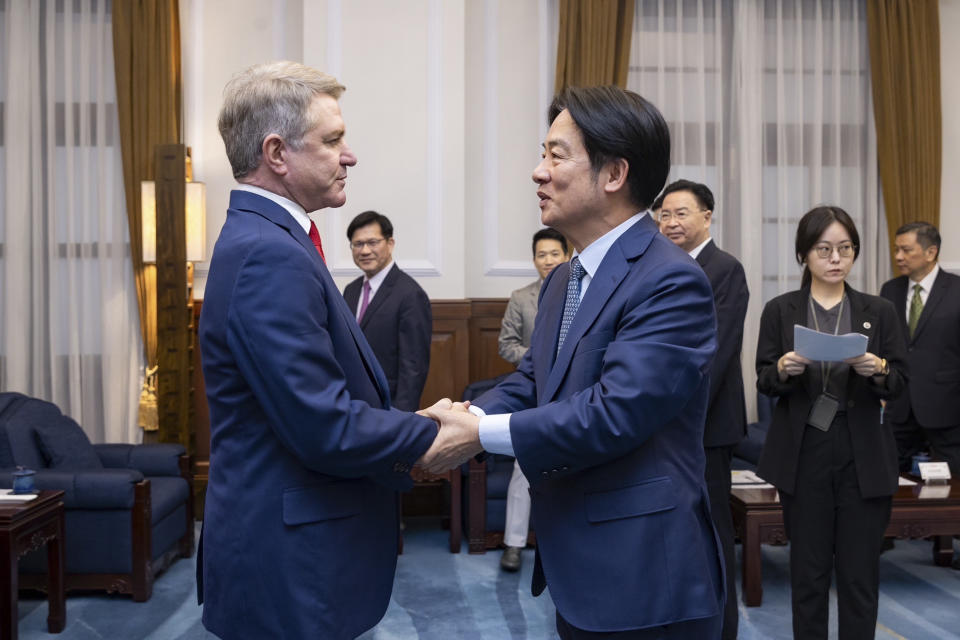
[911,453,931,477]
[11,468,36,494]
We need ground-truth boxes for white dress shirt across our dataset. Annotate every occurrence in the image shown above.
[473,212,649,456]
[688,236,712,260]
[235,184,314,234]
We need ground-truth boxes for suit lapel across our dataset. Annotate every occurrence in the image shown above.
[784,291,814,400]
[533,268,566,403]
[540,216,655,403]
[695,238,715,270]
[892,277,909,338]
[359,264,398,330]
[844,287,878,397]
[231,191,392,407]
[912,270,948,340]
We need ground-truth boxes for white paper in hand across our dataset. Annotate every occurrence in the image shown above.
[793,325,868,362]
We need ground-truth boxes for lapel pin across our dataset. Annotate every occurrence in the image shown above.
[863,321,871,329]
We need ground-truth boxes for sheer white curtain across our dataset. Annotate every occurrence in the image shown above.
[0,0,142,443]
[628,0,882,417]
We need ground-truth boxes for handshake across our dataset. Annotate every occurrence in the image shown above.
[414,399,485,474]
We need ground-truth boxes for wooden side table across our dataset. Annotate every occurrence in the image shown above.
[0,490,66,638]
[409,468,462,553]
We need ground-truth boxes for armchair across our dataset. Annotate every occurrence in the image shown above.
[731,392,776,471]
[460,374,536,554]
[0,392,193,601]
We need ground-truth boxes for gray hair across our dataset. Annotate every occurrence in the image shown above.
[218,61,345,179]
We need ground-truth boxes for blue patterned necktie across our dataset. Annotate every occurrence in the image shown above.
[557,257,585,353]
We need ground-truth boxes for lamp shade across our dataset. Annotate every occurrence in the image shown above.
[140,180,206,263]
[141,181,156,263]
[186,182,207,262]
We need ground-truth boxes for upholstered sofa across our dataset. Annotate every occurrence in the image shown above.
[731,392,776,471]
[0,392,193,601]
[460,374,537,553]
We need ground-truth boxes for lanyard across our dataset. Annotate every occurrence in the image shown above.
[809,294,845,393]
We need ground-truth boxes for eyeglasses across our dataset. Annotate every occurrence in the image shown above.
[657,208,704,223]
[350,238,386,250]
[811,243,856,259]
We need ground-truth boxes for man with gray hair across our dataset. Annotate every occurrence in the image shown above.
[198,61,439,639]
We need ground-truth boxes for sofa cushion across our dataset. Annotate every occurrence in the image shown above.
[0,424,14,469]
[1,394,58,470]
[34,416,104,470]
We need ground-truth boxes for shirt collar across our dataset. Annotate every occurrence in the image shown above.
[235,184,312,234]
[688,236,713,260]
[913,263,940,293]
[365,260,395,293]
[574,212,647,279]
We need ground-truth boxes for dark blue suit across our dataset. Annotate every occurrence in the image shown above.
[198,190,436,639]
[474,215,724,633]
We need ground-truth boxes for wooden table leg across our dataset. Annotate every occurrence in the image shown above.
[449,471,462,553]
[1,531,17,640]
[741,514,764,606]
[933,535,954,567]
[46,510,65,633]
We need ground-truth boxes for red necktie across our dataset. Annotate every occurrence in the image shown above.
[308,220,326,263]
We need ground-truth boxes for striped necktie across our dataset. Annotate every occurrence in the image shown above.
[556,257,585,352]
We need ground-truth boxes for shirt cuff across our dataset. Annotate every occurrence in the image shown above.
[477,412,515,457]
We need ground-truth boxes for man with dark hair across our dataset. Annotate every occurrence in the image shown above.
[658,178,747,640]
[880,222,960,484]
[420,86,725,638]
[343,211,432,412]
[497,226,568,572]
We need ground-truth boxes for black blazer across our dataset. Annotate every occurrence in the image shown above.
[879,269,960,428]
[697,240,749,447]
[755,285,907,498]
[343,264,432,412]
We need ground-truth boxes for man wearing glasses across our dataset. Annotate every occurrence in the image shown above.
[343,211,432,412]
[655,179,748,640]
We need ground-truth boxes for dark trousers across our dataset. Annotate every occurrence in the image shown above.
[780,416,892,640]
[556,611,722,640]
[892,407,960,476]
[705,445,738,640]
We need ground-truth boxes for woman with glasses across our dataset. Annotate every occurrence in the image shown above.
[755,206,907,639]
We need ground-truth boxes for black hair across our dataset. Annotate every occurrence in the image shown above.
[548,86,670,211]
[795,206,860,288]
[346,210,393,240]
[657,179,715,212]
[532,227,568,257]
[895,221,941,257]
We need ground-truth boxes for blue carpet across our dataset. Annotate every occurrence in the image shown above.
[15,521,960,639]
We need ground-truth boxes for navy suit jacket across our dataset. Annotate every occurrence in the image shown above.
[198,191,436,640]
[880,269,960,428]
[696,240,749,448]
[474,215,723,632]
[343,264,432,412]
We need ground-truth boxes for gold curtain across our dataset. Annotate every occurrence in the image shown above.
[866,0,941,268]
[555,0,634,91]
[112,0,183,430]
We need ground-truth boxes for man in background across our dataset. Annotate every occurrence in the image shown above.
[880,222,960,482]
[497,227,568,572]
[343,211,432,411]
[199,61,438,639]
[656,178,748,640]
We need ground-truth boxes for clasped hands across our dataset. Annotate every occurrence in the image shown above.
[415,398,485,474]
[777,351,885,381]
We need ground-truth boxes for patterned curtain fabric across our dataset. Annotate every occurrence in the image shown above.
[112,0,182,430]
[867,0,941,270]
[555,0,634,91]
[627,0,880,420]
[0,0,142,442]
